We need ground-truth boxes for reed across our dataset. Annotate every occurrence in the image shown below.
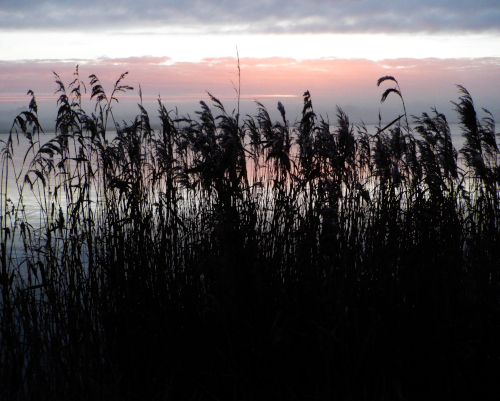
[0,69,499,400]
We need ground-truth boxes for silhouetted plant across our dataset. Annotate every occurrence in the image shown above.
[0,70,499,401]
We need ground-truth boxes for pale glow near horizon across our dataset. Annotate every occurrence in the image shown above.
[1,30,500,62]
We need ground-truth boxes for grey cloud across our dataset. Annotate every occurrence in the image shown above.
[0,0,499,34]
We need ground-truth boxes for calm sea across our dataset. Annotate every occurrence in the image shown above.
[0,123,468,273]
[0,124,465,219]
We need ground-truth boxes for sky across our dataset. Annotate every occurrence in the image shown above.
[1,0,500,131]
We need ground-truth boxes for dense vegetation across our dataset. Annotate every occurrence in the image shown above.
[1,68,499,400]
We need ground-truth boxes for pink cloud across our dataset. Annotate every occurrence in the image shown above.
[1,56,499,126]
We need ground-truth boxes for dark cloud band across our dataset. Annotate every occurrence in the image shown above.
[1,0,499,34]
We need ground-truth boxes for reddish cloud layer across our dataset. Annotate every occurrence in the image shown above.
[1,56,499,130]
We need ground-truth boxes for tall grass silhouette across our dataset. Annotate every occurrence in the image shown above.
[1,68,499,400]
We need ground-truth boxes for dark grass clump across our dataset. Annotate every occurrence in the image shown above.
[1,69,499,400]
